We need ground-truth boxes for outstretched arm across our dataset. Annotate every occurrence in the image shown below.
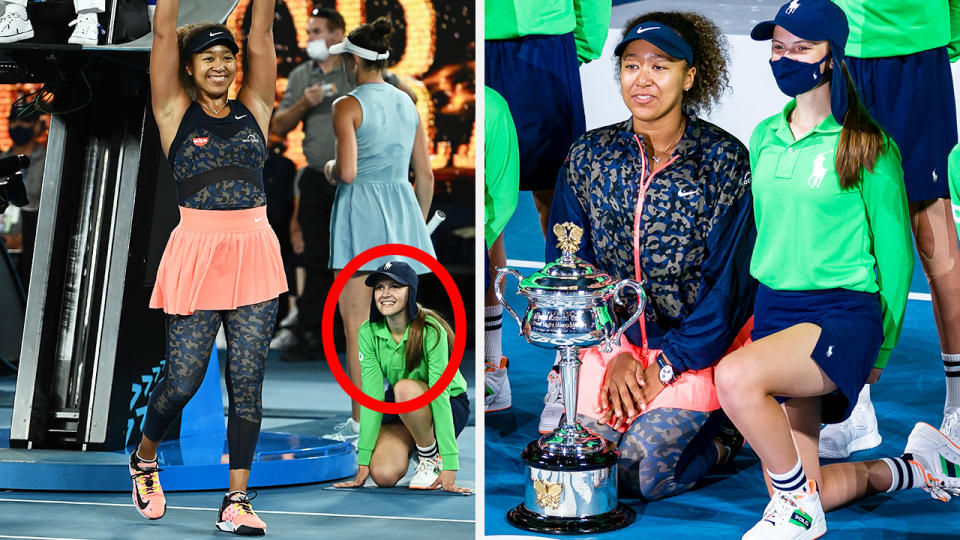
[151,0,191,155]
[237,0,277,138]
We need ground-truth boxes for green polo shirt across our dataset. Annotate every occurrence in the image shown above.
[749,100,913,368]
[947,144,960,239]
[356,316,467,471]
[834,0,960,60]
[484,87,520,248]
[484,0,610,64]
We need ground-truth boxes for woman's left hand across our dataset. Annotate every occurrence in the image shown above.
[430,470,472,494]
[866,368,883,384]
[323,160,338,185]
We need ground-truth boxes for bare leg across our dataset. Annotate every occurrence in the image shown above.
[715,323,832,474]
[335,271,373,421]
[910,198,960,352]
[784,396,892,510]
[368,424,415,487]
[229,469,250,493]
[393,379,435,447]
[531,189,555,238]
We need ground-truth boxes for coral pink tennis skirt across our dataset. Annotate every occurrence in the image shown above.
[149,206,288,315]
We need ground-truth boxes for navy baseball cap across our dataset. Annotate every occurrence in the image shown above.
[614,21,694,65]
[751,0,850,124]
[186,27,239,55]
[366,261,419,322]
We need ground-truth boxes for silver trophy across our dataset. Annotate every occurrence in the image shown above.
[495,222,645,534]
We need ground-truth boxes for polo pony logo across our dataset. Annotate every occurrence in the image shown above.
[384,262,392,270]
[808,150,832,189]
[786,0,801,14]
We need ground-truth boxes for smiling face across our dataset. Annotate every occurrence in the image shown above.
[771,26,830,67]
[187,45,236,97]
[619,39,695,125]
[373,278,409,319]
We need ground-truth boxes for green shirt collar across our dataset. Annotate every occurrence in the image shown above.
[370,318,409,345]
[774,99,842,143]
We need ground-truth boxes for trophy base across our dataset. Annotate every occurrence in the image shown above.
[506,502,636,535]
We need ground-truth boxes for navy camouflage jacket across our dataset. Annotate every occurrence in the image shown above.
[547,113,757,374]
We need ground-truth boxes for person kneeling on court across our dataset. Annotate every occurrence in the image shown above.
[333,261,471,493]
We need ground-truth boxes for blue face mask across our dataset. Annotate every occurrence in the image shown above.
[769,54,829,97]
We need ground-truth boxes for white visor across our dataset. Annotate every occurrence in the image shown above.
[328,36,390,61]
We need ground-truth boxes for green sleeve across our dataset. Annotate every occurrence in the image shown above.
[572,0,611,64]
[862,141,913,369]
[356,322,385,467]
[950,0,960,62]
[424,320,458,471]
[949,144,960,242]
[484,87,520,248]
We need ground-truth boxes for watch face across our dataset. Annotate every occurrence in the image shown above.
[659,365,674,384]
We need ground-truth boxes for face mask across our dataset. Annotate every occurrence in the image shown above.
[9,126,34,146]
[769,54,829,97]
[307,39,329,62]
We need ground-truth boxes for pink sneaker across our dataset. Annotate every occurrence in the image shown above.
[216,491,267,535]
[129,450,166,520]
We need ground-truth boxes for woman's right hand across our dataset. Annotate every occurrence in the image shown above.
[598,353,646,428]
[333,465,369,488]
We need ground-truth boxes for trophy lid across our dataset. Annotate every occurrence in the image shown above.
[519,223,615,296]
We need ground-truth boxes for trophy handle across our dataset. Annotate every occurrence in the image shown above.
[494,267,525,334]
[604,280,646,351]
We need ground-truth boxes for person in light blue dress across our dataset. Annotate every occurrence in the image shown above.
[324,16,436,431]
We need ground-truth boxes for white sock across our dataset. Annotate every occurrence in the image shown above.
[944,353,960,409]
[768,458,806,493]
[484,305,502,363]
[416,441,438,460]
[882,456,926,491]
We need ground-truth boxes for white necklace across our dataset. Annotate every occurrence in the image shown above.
[199,100,228,116]
[651,121,685,164]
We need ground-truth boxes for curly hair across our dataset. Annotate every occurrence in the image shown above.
[176,23,235,90]
[617,12,730,114]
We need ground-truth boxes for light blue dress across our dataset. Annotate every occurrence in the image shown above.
[328,83,436,273]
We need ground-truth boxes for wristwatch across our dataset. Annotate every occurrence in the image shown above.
[656,352,678,385]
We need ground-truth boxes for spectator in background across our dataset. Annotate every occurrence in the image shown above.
[2,98,46,293]
[262,120,297,328]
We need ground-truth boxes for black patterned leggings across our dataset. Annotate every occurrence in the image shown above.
[142,298,278,469]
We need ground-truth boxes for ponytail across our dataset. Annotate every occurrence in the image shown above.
[835,62,885,190]
[403,306,454,373]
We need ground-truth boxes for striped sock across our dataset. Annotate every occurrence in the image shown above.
[416,441,438,461]
[882,455,926,491]
[768,458,806,493]
[944,353,960,409]
[484,305,502,363]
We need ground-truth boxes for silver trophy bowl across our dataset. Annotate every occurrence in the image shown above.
[495,222,644,534]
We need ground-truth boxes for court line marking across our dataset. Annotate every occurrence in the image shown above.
[0,498,474,524]
[0,536,92,540]
[508,259,936,303]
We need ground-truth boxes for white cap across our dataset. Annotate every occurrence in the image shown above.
[328,36,390,61]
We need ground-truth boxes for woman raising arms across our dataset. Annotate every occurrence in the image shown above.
[129,0,285,535]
